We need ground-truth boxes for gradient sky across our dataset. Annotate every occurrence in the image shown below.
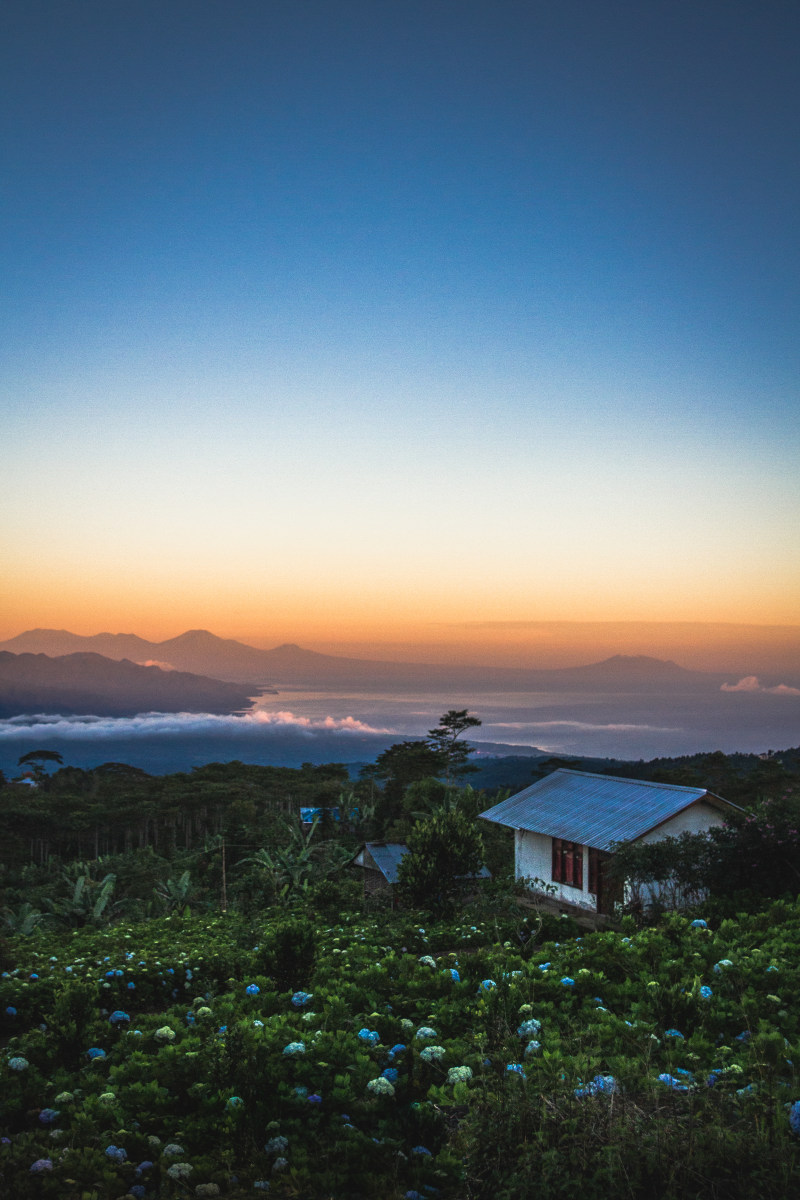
[2,1,798,645]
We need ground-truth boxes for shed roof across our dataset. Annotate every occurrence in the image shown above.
[361,842,409,884]
[479,768,737,852]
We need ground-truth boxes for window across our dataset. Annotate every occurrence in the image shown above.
[551,838,583,888]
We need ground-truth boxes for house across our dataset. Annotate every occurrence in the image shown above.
[479,768,741,914]
[352,841,491,902]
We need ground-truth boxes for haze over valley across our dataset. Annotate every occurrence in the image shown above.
[1,625,798,775]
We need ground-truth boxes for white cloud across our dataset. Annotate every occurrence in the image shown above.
[0,709,392,741]
[491,720,680,733]
[721,676,800,695]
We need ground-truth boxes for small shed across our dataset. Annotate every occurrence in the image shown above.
[479,768,741,914]
[353,842,408,898]
[352,841,492,902]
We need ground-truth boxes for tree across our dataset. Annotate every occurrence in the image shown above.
[427,709,481,783]
[17,749,64,780]
[396,806,485,911]
[370,740,446,832]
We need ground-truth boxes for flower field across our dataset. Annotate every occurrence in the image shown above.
[2,902,800,1198]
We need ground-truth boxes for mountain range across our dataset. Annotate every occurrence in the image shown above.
[0,628,736,693]
[0,651,255,719]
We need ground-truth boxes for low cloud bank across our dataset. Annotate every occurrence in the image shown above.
[721,676,800,696]
[0,709,392,741]
[492,720,680,733]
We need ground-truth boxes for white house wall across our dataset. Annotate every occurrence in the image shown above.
[515,829,597,912]
[637,800,727,843]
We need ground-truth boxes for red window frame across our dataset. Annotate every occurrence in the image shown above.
[551,838,583,889]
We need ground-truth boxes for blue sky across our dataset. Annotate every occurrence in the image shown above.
[2,1,798,641]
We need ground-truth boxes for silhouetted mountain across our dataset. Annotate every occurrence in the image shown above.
[0,629,727,691]
[0,652,255,718]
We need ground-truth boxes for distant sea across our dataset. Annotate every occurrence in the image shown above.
[1,684,798,776]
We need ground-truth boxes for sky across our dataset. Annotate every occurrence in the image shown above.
[2,0,798,650]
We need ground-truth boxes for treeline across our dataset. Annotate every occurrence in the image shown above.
[0,759,357,866]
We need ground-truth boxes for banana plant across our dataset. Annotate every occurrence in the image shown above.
[153,870,194,915]
[45,869,120,927]
[242,817,352,900]
[1,901,45,937]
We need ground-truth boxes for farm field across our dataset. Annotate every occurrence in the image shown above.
[2,901,800,1199]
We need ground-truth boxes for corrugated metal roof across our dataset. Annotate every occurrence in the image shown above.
[360,842,492,884]
[364,842,408,883]
[479,769,736,852]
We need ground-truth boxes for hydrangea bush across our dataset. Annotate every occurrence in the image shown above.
[1,903,800,1196]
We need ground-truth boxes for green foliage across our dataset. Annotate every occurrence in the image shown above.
[3,901,800,1195]
[609,789,800,914]
[397,807,485,911]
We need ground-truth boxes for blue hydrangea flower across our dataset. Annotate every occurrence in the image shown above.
[29,1159,53,1173]
[415,1026,437,1040]
[445,968,460,982]
[479,979,496,991]
[8,1056,28,1071]
[283,1042,305,1057]
[699,985,713,999]
[789,1101,800,1135]
[308,1093,322,1104]
[38,1109,60,1125]
[86,1047,106,1059]
[357,1028,380,1044]
[387,1043,406,1059]
[505,1063,526,1078]
[245,983,260,995]
[664,1029,685,1039]
[575,1074,618,1098]
[538,962,551,971]
[412,1145,432,1155]
[517,1018,541,1039]
[658,1073,689,1092]
[291,990,313,1008]
[382,1067,399,1083]
[5,1007,16,1016]
[561,977,575,987]
[713,959,733,973]
[105,1145,127,1162]
[109,1010,130,1024]
[690,919,707,928]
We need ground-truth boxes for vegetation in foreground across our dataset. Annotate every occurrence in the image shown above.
[2,900,800,1199]
[2,728,800,1197]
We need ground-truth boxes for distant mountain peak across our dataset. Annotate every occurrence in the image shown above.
[595,655,686,671]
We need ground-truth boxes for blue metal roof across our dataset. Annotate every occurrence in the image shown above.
[364,842,409,884]
[479,769,737,852]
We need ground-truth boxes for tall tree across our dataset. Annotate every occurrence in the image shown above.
[427,709,481,783]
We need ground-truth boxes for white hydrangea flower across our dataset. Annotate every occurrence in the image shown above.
[366,1076,396,1096]
[420,1045,446,1063]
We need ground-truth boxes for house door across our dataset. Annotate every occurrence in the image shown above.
[590,849,621,915]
